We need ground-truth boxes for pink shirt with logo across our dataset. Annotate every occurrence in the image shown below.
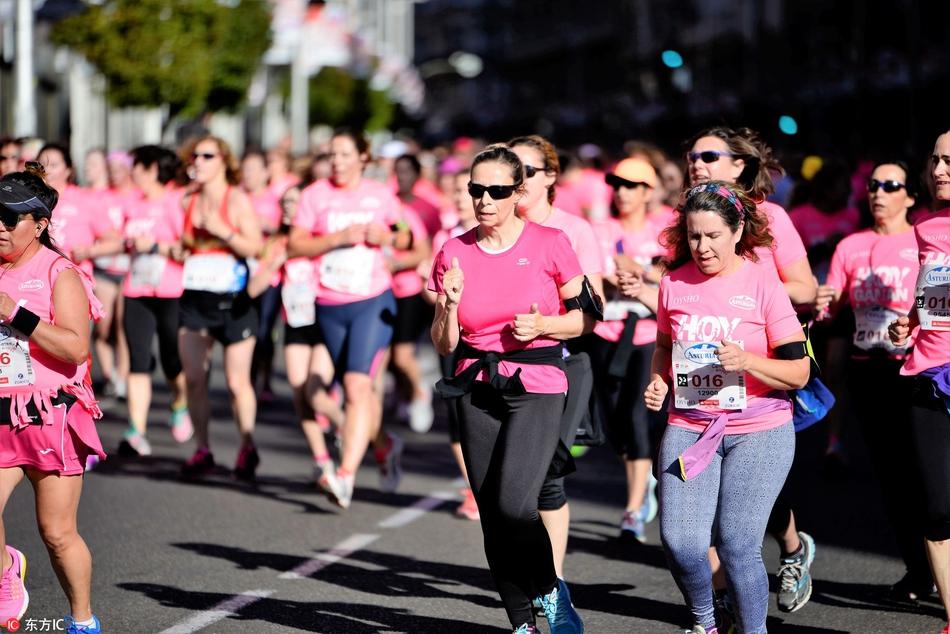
[826,228,919,356]
[903,209,950,375]
[391,205,429,299]
[755,201,809,279]
[294,178,402,305]
[50,185,115,277]
[122,191,186,298]
[592,218,664,346]
[428,222,583,394]
[788,203,861,248]
[657,259,802,433]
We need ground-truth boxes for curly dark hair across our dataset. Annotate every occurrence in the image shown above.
[662,180,773,271]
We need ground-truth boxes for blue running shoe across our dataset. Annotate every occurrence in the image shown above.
[65,615,101,634]
[777,531,815,613]
[537,578,584,633]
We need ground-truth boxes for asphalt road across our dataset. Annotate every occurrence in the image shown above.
[3,344,945,633]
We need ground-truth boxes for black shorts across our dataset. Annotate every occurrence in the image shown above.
[179,290,258,346]
[124,295,182,378]
[393,293,433,344]
[94,269,125,285]
[284,321,324,347]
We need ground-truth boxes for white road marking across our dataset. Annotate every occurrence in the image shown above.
[279,532,379,580]
[158,589,275,634]
[377,490,456,529]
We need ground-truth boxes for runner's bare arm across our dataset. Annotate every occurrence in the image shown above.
[779,258,818,306]
[729,333,809,390]
[287,224,366,258]
[29,268,91,365]
[227,189,265,257]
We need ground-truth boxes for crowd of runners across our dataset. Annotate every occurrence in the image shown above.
[0,124,948,634]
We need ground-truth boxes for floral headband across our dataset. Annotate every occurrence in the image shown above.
[687,182,747,217]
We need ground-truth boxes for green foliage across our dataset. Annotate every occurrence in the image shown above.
[51,0,272,117]
[305,67,395,132]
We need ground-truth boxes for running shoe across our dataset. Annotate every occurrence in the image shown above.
[84,455,100,472]
[233,444,260,482]
[513,625,540,633]
[685,626,718,634]
[314,460,338,494]
[638,473,658,525]
[65,615,101,633]
[180,447,215,479]
[569,445,589,458]
[326,469,355,509]
[619,510,646,543]
[0,546,28,623]
[375,432,404,494]
[408,393,434,433]
[777,531,815,613]
[713,590,736,634]
[169,405,194,443]
[537,578,584,633]
[258,387,276,403]
[118,430,152,458]
[889,571,936,603]
[455,488,480,521]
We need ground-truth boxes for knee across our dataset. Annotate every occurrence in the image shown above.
[660,524,709,568]
[496,494,539,526]
[716,529,763,565]
[343,375,372,402]
[226,373,253,396]
[39,521,79,554]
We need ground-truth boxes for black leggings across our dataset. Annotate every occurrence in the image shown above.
[910,374,950,542]
[123,296,182,379]
[459,383,564,628]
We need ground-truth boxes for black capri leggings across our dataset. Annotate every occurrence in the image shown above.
[459,383,564,628]
[910,374,950,542]
[124,295,182,380]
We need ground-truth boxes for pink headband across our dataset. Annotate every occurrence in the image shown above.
[687,183,746,217]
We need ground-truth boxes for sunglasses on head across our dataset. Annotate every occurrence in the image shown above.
[524,165,546,178]
[0,208,25,231]
[867,178,906,193]
[605,173,649,191]
[468,182,517,200]
[687,150,734,164]
[192,152,219,161]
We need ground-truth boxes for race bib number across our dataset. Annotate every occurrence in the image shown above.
[94,254,130,273]
[183,253,247,293]
[129,254,167,290]
[0,325,35,387]
[320,246,374,296]
[672,341,746,410]
[854,305,904,352]
[915,263,950,331]
[603,299,653,322]
[282,260,317,327]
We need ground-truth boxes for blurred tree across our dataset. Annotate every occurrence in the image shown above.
[304,67,395,132]
[51,0,271,118]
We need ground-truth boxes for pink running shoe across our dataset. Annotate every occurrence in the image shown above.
[170,406,194,444]
[455,488,480,521]
[0,546,29,623]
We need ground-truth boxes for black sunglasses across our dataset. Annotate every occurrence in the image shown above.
[524,165,546,178]
[468,182,517,200]
[0,208,25,231]
[687,150,734,164]
[867,178,906,194]
[606,173,649,191]
[192,152,219,161]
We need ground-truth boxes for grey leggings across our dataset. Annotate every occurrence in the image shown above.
[659,421,794,634]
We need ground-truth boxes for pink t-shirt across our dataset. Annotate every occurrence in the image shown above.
[543,208,603,277]
[428,222,583,394]
[294,178,402,305]
[86,187,132,274]
[49,185,114,277]
[405,195,442,239]
[789,203,861,248]
[250,189,283,234]
[591,218,664,346]
[577,169,613,221]
[122,191,186,298]
[391,205,429,299]
[648,204,677,233]
[826,228,919,356]
[755,201,809,279]
[553,184,585,218]
[657,259,802,433]
[903,209,950,375]
[267,173,300,200]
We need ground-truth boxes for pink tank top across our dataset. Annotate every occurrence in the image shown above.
[0,247,104,426]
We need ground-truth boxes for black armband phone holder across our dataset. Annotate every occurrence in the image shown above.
[563,276,604,321]
[773,341,807,360]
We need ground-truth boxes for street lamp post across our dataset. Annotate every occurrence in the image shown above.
[14,0,36,137]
